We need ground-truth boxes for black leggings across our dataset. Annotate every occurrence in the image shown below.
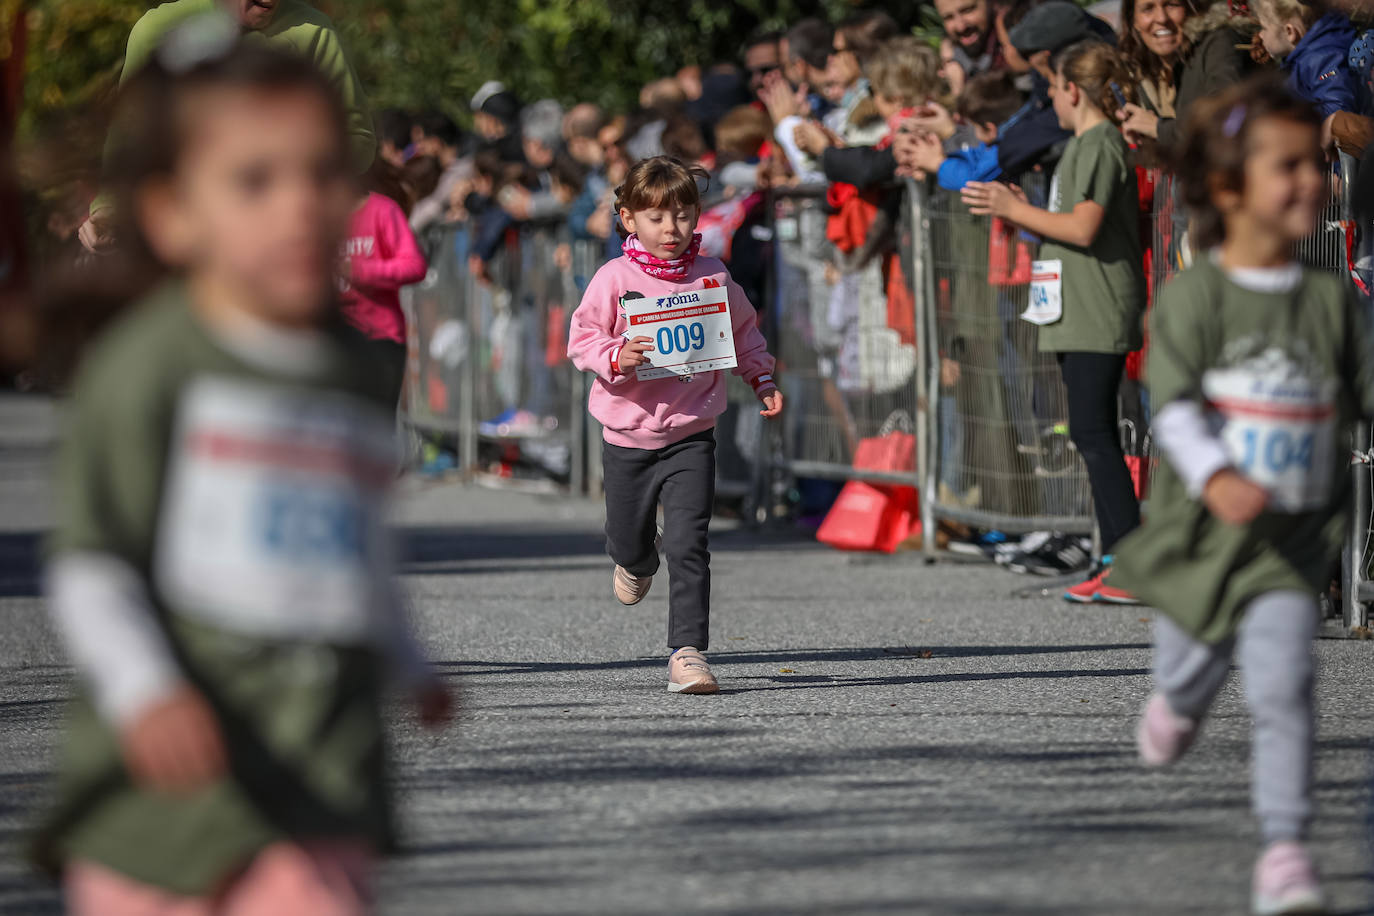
[1058,352,1140,552]
[602,430,716,650]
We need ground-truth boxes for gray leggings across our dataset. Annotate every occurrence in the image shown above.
[1154,590,1319,845]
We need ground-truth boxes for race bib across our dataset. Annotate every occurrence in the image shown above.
[1203,358,1338,513]
[155,377,398,641]
[625,285,738,380]
[1022,259,1063,326]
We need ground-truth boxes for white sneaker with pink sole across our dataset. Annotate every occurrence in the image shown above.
[667,647,718,694]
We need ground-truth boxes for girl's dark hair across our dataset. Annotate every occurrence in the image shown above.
[1051,40,1136,123]
[403,154,442,202]
[613,156,708,239]
[368,158,415,214]
[956,70,1026,128]
[1174,74,1321,249]
[39,33,347,383]
[550,150,588,197]
[1117,0,1202,85]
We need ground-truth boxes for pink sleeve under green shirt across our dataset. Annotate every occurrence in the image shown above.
[339,192,428,344]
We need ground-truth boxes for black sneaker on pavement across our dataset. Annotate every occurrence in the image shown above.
[1004,534,1091,576]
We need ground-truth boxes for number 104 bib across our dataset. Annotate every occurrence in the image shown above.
[1202,355,1338,513]
[625,286,737,380]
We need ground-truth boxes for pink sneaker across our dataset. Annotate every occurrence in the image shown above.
[1136,693,1200,767]
[1252,842,1324,915]
[667,648,719,694]
[613,566,652,605]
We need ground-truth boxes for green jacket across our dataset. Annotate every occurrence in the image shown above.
[1113,260,1373,642]
[93,0,374,215]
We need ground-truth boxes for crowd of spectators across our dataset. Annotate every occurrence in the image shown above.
[377,0,1370,548]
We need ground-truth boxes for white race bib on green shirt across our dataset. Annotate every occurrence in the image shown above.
[1203,352,1338,513]
[1022,259,1064,326]
[155,376,397,641]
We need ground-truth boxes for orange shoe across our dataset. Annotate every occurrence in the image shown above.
[1063,563,1140,605]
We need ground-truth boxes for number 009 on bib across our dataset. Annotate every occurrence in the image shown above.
[625,286,737,380]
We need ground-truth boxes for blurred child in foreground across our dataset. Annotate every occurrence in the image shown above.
[36,24,450,916]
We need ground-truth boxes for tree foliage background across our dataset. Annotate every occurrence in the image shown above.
[10,0,935,128]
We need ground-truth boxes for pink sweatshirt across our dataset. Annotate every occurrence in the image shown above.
[340,192,428,343]
[568,254,777,449]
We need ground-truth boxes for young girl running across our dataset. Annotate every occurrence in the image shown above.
[36,29,450,914]
[1114,77,1370,915]
[568,156,783,694]
[961,40,1146,604]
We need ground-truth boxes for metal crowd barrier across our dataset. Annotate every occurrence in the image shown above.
[401,220,601,493]
[914,172,1096,543]
[764,187,922,488]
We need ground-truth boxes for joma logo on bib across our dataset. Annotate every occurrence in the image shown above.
[656,293,700,308]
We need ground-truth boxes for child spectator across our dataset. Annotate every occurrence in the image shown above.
[341,180,429,405]
[661,115,710,165]
[896,70,1028,189]
[1255,0,1359,119]
[410,113,473,235]
[789,36,948,187]
[403,154,443,208]
[962,40,1145,603]
[376,107,414,167]
[549,151,589,208]
[714,105,773,191]
[37,37,448,912]
[825,11,901,146]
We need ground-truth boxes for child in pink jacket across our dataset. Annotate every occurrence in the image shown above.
[340,189,428,403]
[568,156,783,694]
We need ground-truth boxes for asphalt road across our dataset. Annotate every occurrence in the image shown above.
[0,392,1370,915]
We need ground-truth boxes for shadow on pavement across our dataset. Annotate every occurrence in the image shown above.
[0,531,42,598]
[397,521,823,570]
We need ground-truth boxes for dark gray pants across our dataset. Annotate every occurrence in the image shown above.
[602,429,715,650]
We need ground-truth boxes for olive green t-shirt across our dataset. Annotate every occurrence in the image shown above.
[1036,121,1146,354]
[1113,259,1374,642]
[35,287,403,894]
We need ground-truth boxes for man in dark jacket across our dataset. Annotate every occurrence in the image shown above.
[1000,1,1117,179]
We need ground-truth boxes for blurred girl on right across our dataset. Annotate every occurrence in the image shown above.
[1114,76,1373,916]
